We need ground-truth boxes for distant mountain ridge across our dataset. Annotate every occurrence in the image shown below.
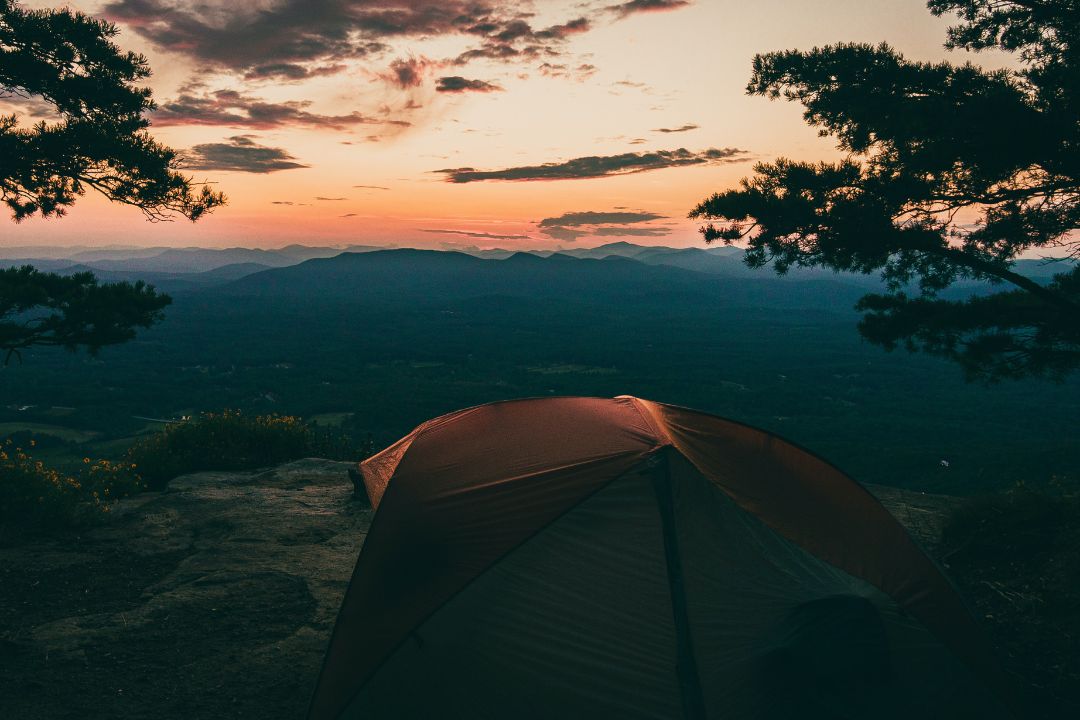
[0,244,383,274]
[2,242,1072,294]
[216,248,877,310]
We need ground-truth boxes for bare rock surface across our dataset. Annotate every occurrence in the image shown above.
[0,459,371,720]
[0,459,956,719]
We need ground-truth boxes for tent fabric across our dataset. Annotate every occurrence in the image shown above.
[664,449,1003,718]
[308,396,1010,720]
[344,464,684,719]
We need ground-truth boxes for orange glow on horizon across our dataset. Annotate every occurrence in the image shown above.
[3,1,1013,250]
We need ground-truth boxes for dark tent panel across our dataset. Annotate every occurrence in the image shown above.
[309,396,1012,720]
[349,464,682,719]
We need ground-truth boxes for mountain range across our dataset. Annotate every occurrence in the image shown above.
[1,242,1073,299]
[215,249,882,311]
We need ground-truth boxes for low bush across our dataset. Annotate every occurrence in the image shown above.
[127,410,370,489]
[0,439,142,530]
[79,456,145,507]
[2,411,367,529]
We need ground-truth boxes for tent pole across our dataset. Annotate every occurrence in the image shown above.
[650,449,707,720]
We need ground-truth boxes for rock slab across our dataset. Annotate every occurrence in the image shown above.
[0,459,371,720]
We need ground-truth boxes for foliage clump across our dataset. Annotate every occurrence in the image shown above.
[691,0,1079,380]
[1,265,171,363]
[127,410,370,489]
[0,438,142,530]
[0,0,225,221]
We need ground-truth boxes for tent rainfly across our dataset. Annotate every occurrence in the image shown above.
[309,396,1013,720]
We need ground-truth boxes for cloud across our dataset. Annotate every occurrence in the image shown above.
[382,57,434,89]
[538,62,597,81]
[435,76,503,93]
[152,89,405,130]
[316,196,348,201]
[453,43,539,65]
[184,135,308,173]
[607,0,692,19]
[537,209,671,242]
[243,63,347,81]
[102,1,389,72]
[103,1,596,77]
[353,184,389,190]
[341,213,358,217]
[533,17,591,41]
[435,147,748,183]
[99,1,696,146]
[539,210,667,227]
[0,95,59,120]
[452,15,592,65]
[654,123,699,133]
[419,228,533,241]
[540,226,589,242]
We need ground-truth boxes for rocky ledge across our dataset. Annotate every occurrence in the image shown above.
[0,459,956,720]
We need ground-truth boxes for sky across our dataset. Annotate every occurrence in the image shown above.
[3,1,1010,250]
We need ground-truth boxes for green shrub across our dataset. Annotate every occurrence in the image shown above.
[3,411,370,528]
[0,439,142,530]
[78,456,145,507]
[127,410,370,489]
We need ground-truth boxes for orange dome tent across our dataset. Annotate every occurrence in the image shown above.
[309,396,1011,719]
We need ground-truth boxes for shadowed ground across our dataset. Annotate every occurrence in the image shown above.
[0,461,1069,718]
[0,459,370,720]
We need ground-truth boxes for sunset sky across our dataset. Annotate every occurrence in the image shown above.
[5,1,1010,249]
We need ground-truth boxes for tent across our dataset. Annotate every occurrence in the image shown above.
[309,396,1012,719]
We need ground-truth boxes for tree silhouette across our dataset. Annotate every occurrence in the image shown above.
[690,0,1079,380]
[1,1,222,361]
[0,266,170,364]
[1,0,225,221]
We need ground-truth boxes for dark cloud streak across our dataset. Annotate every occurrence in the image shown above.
[654,123,699,133]
[538,208,672,242]
[436,147,748,183]
[419,229,533,241]
[152,89,405,130]
[539,210,667,227]
[435,76,503,93]
[243,63,347,81]
[607,0,692,19]
[538,62,597,81]
[185,136,308,173]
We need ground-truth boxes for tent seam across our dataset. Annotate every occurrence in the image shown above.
[622,395,675,448]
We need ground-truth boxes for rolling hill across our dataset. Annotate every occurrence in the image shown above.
[218,248,873,310]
